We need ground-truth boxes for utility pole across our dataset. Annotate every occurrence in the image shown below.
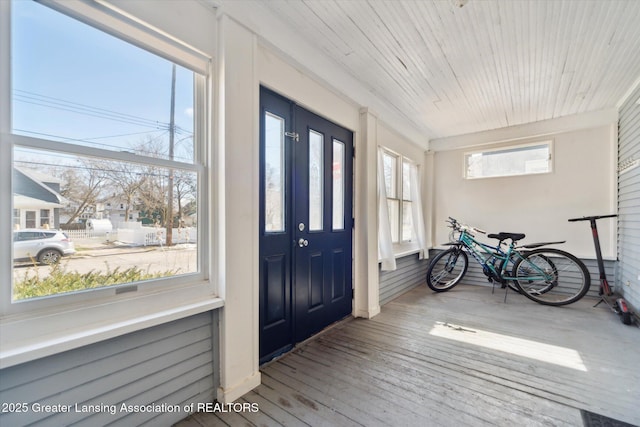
[166,64,176,246]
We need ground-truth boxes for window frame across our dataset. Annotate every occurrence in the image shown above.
[463,140,554,180]
[0,0,221,368]
[381,148,418,250]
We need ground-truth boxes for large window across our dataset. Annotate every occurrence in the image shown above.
[465,141,552,179]
[382,150,415,244]
[1,0,217,368]
[378,146,427,271]
[5,1,208,302]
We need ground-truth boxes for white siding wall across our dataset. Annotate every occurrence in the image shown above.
[617,85,640,308]
[379,254,429,305]
[0,313,216,427]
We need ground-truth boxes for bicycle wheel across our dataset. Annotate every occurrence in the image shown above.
[513,248,590,306]
[505,252,559,294]
[426,248,468,292]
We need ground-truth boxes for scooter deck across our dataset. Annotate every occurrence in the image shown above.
[595,292,637,326]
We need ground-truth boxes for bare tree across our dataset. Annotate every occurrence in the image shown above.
[173,169,197,226]
[102,160,147,223]
[59,160,108,225]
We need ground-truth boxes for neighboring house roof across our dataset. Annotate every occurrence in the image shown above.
[14,194,63,209]
[13,167,66,207]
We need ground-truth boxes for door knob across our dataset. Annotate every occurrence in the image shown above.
[298,238,309,247]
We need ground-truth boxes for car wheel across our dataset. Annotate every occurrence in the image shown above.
[38,249,62,265]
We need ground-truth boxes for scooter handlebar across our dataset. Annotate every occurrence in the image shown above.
[568,214,618,222]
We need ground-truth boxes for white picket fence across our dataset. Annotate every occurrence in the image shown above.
[64,229,116,241]
[64,227,197,246]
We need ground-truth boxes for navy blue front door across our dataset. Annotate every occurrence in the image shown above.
[259,88,353,363]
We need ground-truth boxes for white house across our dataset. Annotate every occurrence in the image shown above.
[12,167,64,230]
[1,1,639,426]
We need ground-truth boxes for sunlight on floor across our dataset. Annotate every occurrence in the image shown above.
[429,321,587,371]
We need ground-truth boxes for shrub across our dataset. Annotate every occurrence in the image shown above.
[13,263,177,300]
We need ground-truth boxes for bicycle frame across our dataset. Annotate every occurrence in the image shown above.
[451,226,550,285]
[452,228,512,282]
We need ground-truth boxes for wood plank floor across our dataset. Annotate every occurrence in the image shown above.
[175,285,640,427]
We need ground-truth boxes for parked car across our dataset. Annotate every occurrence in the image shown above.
[13,229,76,264]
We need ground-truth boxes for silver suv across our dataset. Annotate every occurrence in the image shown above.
[13,229,76,264]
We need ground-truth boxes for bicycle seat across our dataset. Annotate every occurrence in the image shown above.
[488,232,526,241]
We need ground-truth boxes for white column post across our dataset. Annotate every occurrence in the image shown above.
[353,108,380,318]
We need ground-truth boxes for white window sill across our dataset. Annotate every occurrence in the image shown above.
[378,243,428,264]
[393,247,423,259]
[0,293,223,369]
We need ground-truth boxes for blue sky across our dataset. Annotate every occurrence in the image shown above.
[12,0,195,163]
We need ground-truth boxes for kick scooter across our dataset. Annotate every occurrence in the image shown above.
[568,214,637,325]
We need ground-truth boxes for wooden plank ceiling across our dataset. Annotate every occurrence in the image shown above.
[234,0,640,140]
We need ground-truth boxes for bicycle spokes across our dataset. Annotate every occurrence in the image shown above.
[513,249,590,306]
[426,248,468,292]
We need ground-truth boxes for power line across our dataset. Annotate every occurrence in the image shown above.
[14,97,169,131]
[14,89,172,129]
[75,130,169,141]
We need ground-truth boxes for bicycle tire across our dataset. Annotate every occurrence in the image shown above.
[426,248,469,292]
[513,248,590,306]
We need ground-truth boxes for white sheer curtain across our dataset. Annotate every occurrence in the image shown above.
[410,164,429,259]
[377,148,396,271]
[378,148,429,269]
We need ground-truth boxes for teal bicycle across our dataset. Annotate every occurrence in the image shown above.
[426,217,591,306]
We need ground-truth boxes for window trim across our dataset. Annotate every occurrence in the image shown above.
[0,0,219,368]
[463,140,554,180]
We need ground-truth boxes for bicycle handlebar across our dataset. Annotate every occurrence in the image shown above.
[447,217,486,234]
[568,214,618,222]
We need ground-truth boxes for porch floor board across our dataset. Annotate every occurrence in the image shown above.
[176,285,640,426]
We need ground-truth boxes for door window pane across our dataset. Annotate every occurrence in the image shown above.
[332,139,345,230]
[264,112,285,232]
[309,130,324,231]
